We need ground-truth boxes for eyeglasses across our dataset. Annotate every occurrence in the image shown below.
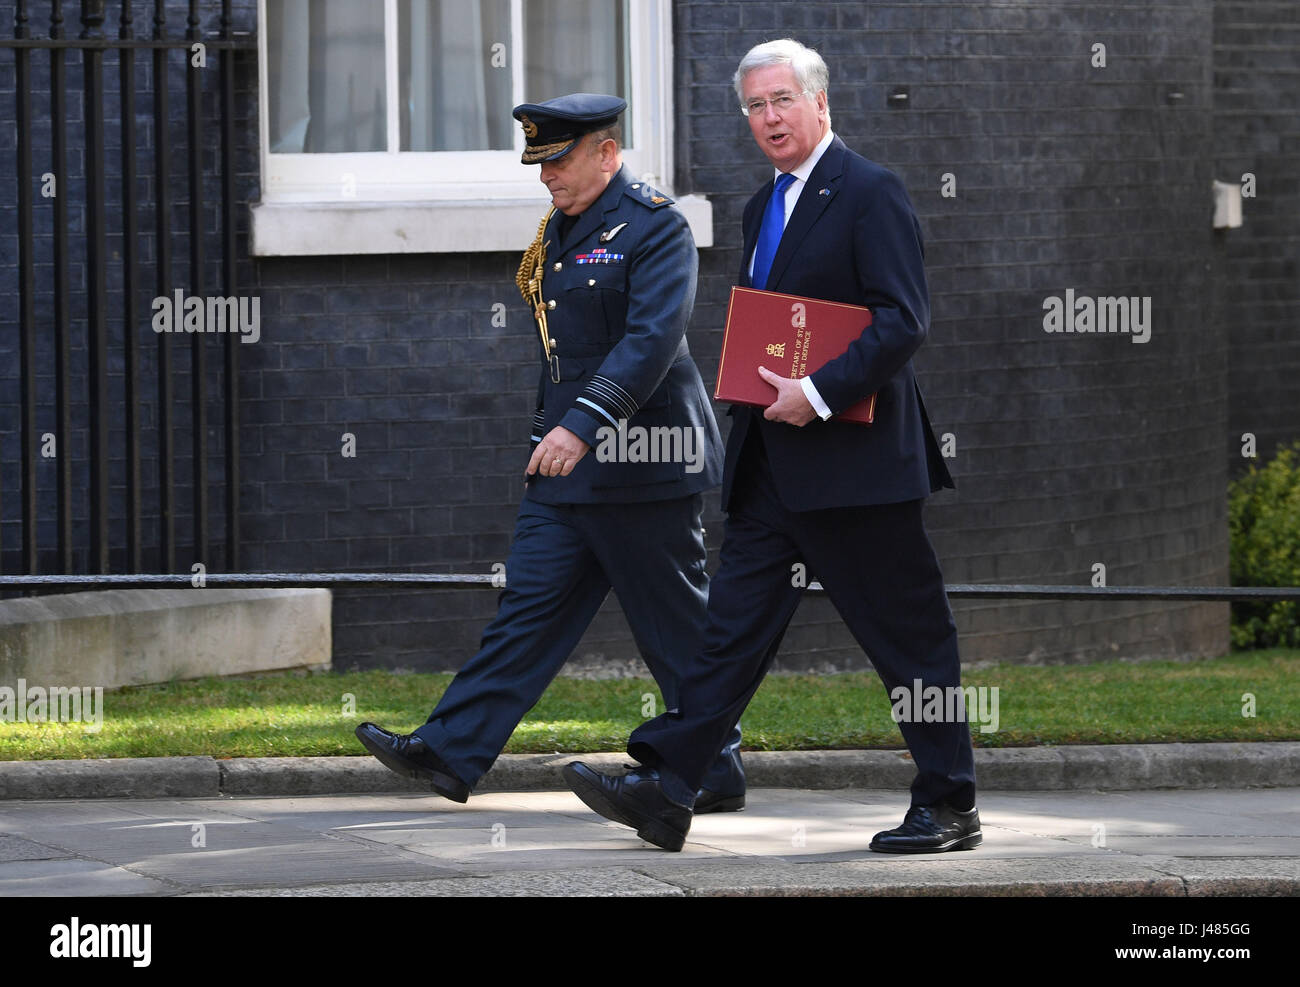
[740,90,811,117]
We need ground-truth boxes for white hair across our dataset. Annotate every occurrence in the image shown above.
[733,38,830,114]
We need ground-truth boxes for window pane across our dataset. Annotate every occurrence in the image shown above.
[266,0,387,153]
[400,0,513,151]
[524,0,631,146]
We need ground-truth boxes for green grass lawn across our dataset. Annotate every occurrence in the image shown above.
[1,650,1296,761]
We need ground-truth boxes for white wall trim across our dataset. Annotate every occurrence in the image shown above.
[250,195,713,256]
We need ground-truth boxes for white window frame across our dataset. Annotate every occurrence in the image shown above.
[250,0,712,255]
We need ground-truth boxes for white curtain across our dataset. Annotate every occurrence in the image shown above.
[267,0,630,154]
[525,0,630,142]
[267,0,387,153]
[401,0,513,151]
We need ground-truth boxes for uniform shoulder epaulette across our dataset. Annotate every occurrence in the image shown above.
[626,180,674,209]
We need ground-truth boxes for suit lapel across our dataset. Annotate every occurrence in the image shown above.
[765,137,846,290]
[739,192,766,287]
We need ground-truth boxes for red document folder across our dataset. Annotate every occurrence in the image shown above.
[715,286,877,424]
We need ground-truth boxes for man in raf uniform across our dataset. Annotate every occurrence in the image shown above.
[355,93,745,810]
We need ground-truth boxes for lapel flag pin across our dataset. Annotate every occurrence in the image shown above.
[818,188,830,196]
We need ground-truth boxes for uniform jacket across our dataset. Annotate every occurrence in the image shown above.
[526,164,723,504]
[726,136,954,512]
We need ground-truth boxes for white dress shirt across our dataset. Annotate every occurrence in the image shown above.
[748,128,838,420]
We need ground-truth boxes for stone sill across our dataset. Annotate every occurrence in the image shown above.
[249,195,714,256]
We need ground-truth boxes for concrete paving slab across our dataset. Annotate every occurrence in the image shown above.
[340,825,738,870]
[2,787,1295,896]
[1112,787,1300,825]
[0,797,258,846]
[973,789,1300,840]
[0,834,73,862]
[188,867,684,897]
[0,797,460,889]
[0,799,172,838]
[682,790,1097,859]
[211,789,1093,864]
[711,790,1119,857]
[1059,836,1300,856]
[0,858,174,896]
[195,792,463,831]
[632,855,1192,897]
[126,839,460,889]
[202,791,741,870]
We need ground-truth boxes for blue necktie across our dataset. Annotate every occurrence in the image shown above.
[751,172,796,290]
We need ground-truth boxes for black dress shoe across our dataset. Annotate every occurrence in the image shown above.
[562,761,692,852]
[354,722,470,803]
[869,803,982,853]
[625,764,743,814]
[693,788,745,813]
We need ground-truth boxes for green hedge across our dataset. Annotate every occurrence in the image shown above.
[1229,441,1300,648]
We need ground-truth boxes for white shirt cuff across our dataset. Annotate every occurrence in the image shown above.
[801,376,833,420]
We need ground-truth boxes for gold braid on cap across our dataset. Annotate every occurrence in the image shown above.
[521,137,577,164]
[516,206,559,380]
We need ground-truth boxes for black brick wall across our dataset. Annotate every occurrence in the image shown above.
[6,1,1295,674]
[1214,0,1300,472]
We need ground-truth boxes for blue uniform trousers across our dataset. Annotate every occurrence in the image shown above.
[415,493,743,791]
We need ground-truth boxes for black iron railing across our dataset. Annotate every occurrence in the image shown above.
[3,0,255,576]
[0,573,1297,604]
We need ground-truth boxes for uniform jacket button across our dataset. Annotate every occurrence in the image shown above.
[588,278,596,286]
[553,262,562,272]
[547,299,556,310]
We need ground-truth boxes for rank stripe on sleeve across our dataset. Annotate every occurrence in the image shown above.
[574,374,638,427]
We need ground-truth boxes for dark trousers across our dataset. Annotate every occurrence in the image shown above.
[629,431,976,809]
[415,493,743,790]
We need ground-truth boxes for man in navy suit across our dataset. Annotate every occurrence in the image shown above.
[355,94,744,809]
[564,42,980,853]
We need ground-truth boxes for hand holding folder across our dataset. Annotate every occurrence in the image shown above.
[714,286,877,424]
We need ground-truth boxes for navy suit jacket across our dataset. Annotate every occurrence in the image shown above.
[725,135,954,512]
